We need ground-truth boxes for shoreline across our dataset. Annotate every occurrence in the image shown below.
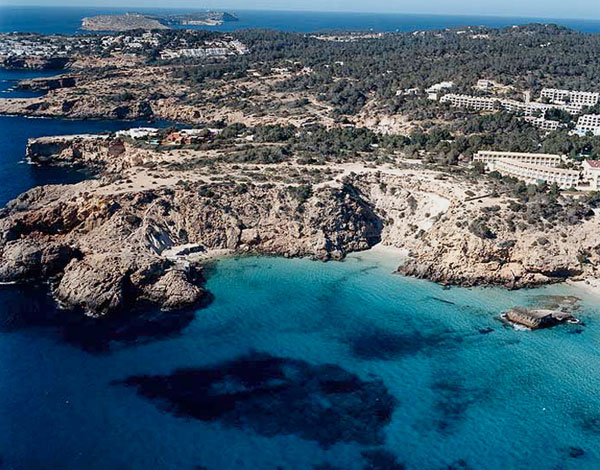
[566,278,600,300]
[346,243,408,271]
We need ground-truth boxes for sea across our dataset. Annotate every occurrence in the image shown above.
[1,7,600,470]
[0,6,600,34]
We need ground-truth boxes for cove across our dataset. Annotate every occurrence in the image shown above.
[1,252,600,470]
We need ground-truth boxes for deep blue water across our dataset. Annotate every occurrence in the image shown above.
[1,6,600,34]
[0,69,61,99]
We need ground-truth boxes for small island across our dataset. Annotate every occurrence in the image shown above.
[81,12,238,32]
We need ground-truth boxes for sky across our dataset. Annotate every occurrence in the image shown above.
[1,0,599,20]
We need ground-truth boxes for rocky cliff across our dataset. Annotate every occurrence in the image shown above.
[0,175,381,316]
[355,175,600,289]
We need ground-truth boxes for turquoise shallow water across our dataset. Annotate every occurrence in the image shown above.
[1,252,600,470]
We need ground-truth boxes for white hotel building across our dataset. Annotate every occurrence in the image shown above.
[439,94,497,111]
[474,151,581,189]
[582,160,600,190]
[525,117,560,131]
[575,114,600,136]
[541,88,599,108]
[441,94,582,116]
[474,151,563,168]
[426,81,454,100]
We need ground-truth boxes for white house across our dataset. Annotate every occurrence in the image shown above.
[582,160,600,190]
[426,81,454,100]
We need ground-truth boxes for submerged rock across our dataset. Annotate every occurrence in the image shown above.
[360,449,405,470]
[446,459,473,470]
[349,324,463,361]
[568,447,585,458]
[114,353,397,448]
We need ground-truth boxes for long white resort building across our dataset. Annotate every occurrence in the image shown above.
[540,88,599,108]
[440,93,583,116]
[473,151,581,189]
[439,94,497,111]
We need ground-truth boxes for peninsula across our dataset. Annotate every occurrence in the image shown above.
[81,12,239,31]
[0,24,599,317]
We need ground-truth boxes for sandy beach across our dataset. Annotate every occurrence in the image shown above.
[567,278,600,300]
[346,243,408,271]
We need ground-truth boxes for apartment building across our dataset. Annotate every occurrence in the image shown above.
[474,151,563,169]
[426,81,454,93]
[504,99,583,116]
[526,117,560,131]
[474,151,581,189]
[439,94,497,111]
[492,159,580,189]
[575,114,600,136]
[541,88,599,108]
[441,94,582,116]
[475,79,493,90]
[426,81,454,100]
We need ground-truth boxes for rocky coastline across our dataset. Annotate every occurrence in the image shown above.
[1,56,71,70]
[0,134,598,318]
[0,179,380,315]
[0,65,410,132]
[0,136,382,315]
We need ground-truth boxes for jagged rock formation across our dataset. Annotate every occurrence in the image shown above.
[0,170,381,316]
